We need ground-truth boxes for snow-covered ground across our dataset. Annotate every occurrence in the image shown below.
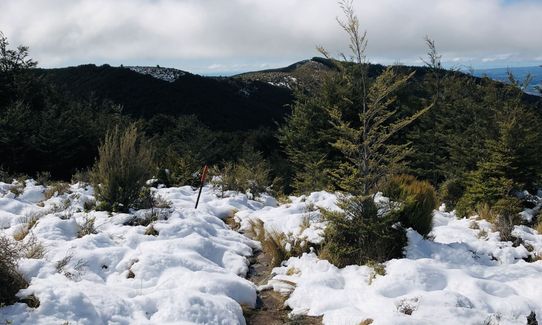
[1,180,542,324]
[0,181,269,325]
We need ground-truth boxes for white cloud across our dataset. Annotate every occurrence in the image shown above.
[0,0,541,73]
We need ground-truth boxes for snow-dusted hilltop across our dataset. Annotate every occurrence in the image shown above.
[125,66,187,82]
[1,180,542,324]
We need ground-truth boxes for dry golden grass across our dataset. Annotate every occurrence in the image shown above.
[145,224,159,236]
[246,219,266,242]
[476,202,496,223]
[77,216,96,238]
[275,193,292,205]
[44,182,70,200]
[262,230,289,267]
[536,221,542,235]
[23,237,46,259]
[224,209,240,231]
[359,319,374,325]
[246,219,310,267]
[9,181,25,197]
[13,212,41,241]
[13,226,29,241]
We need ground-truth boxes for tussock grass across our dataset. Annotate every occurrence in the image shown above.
[9,180,25,197]
[144,224,159,236]
[359,319,374,325]
[55,252,87,281]
[13,212,41,241]
[247,219,309,267]
[77,216,97,238]
[0,235,28,305]
[224,209,240,231]
[22,235,46,259]
[44,182,70,200]
[476,202,495,223]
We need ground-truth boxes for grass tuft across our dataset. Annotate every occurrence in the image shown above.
[77,216,97,238]
[44,182,71,200]
[0,235,28,305]
[144,224,159,236]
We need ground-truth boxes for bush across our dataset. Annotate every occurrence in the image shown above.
[71,169,91,184]
[381,175,437,237]
[35,171,51,186]
[492,197,522,241]
[438,178,465,211]
[90,124,154,212]
[212,148,273,198]
[320,195,406,267]
[0,235,28,305]
[156,153,202,187]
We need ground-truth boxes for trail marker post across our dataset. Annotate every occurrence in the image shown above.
[194,165,209,209]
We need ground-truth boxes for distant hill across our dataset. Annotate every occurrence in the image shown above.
[234,57,338,91]
[36,64,293,131]
[474,66,542,95]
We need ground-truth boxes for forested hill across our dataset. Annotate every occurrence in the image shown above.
[34,64,293,131]
[35,60,541,134]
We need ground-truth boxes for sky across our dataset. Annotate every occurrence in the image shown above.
[1,0,541,75]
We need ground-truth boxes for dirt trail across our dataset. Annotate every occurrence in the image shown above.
[243,247,322,325]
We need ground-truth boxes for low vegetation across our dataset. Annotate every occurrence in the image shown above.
[246,219,309,267]
[211,148,275,198]
[90,124,154,212]
[321,195,406,267]
[0,236,28,305]
[381,175,437,237]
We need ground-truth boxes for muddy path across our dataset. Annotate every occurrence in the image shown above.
[243,246,322,325]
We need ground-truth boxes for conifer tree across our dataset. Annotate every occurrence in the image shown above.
[277,88,337,193]
[406,37,449,184]
[457,76,542,215]
[320,1,431,196]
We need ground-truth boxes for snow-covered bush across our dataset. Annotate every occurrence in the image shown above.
[90,124,154,212]
[320,195,406,267]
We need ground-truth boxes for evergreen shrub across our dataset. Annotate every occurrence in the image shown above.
[90,124,154,212]
[321,195,406,267]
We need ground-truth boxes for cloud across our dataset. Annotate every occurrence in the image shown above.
[1,0,541,73]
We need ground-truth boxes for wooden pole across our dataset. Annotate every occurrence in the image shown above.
[194,165,208,209]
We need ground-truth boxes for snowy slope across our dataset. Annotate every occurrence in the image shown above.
[1,181,542,325]
[0,181,273,325]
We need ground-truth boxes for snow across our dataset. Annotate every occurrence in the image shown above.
[267,209,542,325]
[2,180,542,325]
[126,66,187,82]
[0,181,262,325]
